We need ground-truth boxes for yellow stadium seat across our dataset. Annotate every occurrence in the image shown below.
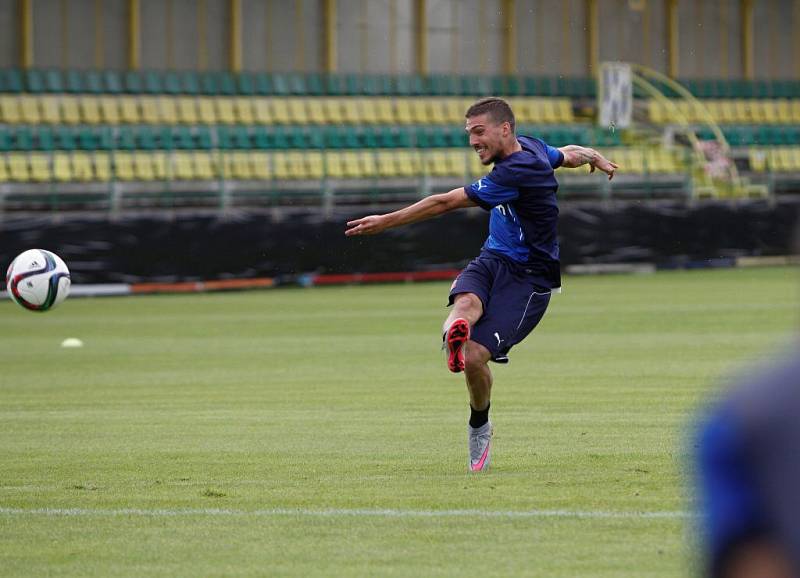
[177,98,198,124]
[306,151,324,179]
[287,99,308,124]
[0,156,8,182]
[234,98,254,124]
[8,154,30,181]
[340,151,362,177]
[0,96,21,123]
[290,151,314,179]
[80,97,102,124]
[424,150,450,177]
[40,96,61,124]
[341,99,363,124]
[358,151,377,177]
[324,152,345,179]
[440,99,463,124]
[133,152,155,180]
[114,153,136,180]
[360,99,380,124]
[555,99,574,123]
[409,100,432,124]
[58,96,79,125]
[94,153,111,181]
[748,149,767,172]
[646,148,679,173]
[305,98,326,124]
[775,100,792,124]
[250,153,271,179]
[750,100,769,124]
[321,98,344,124]
[157,97,178,124]
[648,100,665,124]
[139,97,161,124]
[790,101,800,124]
[99,97,120,124]
[53,153,72,181]
[197,97,217,124]
[375,98,395,124]
[512,99,536,124]
[792,148,800,171]
[272,152,291,180]
[72,153,95,181]
[394,99,414,124]
[468,150,485,178]
[20,96,41,123]
[194,152,216,179]
[252,99,273,124]
[29,153,51,181]
[376,150,398,177]
[173,152,195,179]
[270,99,291,124]
[216,98,236,124]
[119,97,140,123]
[223,151,254,179]
[394,150,421,177]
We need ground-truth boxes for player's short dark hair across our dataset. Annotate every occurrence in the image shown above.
[465,97,515,132]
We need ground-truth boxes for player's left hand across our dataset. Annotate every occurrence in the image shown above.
[345,215,389,236]
[590,155,619,180]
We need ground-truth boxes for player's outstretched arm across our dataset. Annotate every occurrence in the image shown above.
[558,145,618,179]
[345,187,475,236]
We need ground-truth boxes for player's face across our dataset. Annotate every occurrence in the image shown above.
[466,114,509,165]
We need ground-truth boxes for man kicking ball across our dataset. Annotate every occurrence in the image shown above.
[345,97,618,471]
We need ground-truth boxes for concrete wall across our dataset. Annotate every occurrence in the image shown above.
[5,0,798,79]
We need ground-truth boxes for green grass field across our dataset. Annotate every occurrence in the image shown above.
[1,266,798,577]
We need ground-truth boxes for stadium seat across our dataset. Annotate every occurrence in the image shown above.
[119,97,141,123]
[216,98,236,124]
[94,153,111,181]
[139,97,162,124]
[40,96,61,124]
[197,97,217,124]
[223,151,254,180]
[158,97,179,124]
[252,99,273,124]
[53,153,72,181]
[80,97,102,124]
[177,98,199,124]
[250,152,271,179]
[8,153,30,181]
[270,99,291,124]
[0,155,8,182]
[100,97,121,123]
[114,152,136,180]
[29,153,51,181]
[71,152,95,181]
[0,96,21,123]
[193,152,217,179]
[20,96,41,123]
[234,98,254,124]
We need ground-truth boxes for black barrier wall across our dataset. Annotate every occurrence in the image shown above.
[1,200,798,285]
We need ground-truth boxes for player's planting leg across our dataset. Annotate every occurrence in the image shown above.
[465,340,494,472]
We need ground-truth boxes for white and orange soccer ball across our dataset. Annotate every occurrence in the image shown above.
[6,249,71,312]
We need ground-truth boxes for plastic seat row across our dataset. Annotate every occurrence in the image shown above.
[0,68,597,98]
[748,147,800,172]
[695,125,800,147]
[649,99,800,125]
[0,95,575,126]
[0,149,488,182]
[0,124,621,153]
[0,146,688,183]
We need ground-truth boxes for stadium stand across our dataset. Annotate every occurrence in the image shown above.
[0,69,797,211]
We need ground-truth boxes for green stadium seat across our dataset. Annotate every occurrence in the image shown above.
[195,126,212,149]
[0,127,11,151]
[103,70,124,94]
[271,73,290,95]
[53,126,77,150]
[305,73,324,96]
[343,74,361,95]
[236,73,255,95]
[218,73,236,96]
[251,126,272,149]
[116,126,136,150]
[216,126,233,149]
[85,71,104,93]
[0,69,24,93]
[43,69,64,93]
[12,127,33,150]
[288,73,307,95]
[199,72,218,95]
[133,126,154,150]
[181,71,201,94]
[324,74,345,96]
[124,71,143,93]
[271,126,291,149]
[143,71,163,94]
[25,69,46,92]
[253,73,273,96]
[163,71,181,94]
[33,126,53,150]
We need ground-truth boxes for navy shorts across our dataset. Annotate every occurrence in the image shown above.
[448,253,552,362]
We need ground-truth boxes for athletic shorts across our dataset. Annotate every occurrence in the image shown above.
[448,253,552,362]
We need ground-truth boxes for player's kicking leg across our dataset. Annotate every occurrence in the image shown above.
[443,293,483,373]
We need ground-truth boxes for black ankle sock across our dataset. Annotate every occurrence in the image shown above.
[469,403,490,428]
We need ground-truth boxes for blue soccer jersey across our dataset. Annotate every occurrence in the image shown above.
[465,135,564,289]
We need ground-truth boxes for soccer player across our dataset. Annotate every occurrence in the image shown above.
[345,97,618,472]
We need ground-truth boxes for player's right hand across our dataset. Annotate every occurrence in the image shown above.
[591,155,619,180]
[345,215,389,236]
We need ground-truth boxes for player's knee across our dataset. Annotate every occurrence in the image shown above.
[454,292,482,316]
[465,341,490,373]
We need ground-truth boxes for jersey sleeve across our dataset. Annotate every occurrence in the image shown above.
[464,176,519,211]
[545,144,564,169]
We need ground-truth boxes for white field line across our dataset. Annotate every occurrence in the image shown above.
[0,507,694,520]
